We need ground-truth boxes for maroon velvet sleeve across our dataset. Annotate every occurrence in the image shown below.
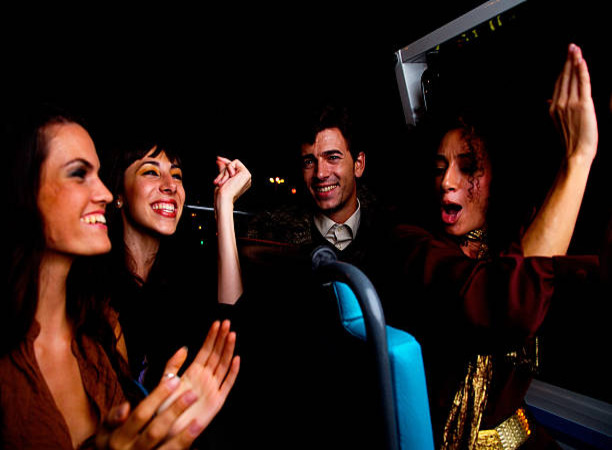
[388,225,555,345]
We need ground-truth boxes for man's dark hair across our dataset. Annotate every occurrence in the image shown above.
[299,103,362,161]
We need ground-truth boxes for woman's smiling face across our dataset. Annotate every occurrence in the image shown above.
[434,128,492,236]
[121,147,186,237]
[37,122,113,257]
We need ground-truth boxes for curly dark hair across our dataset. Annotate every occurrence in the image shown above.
[421,105,531,253]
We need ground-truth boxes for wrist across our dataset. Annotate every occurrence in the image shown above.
[215,194,234,211]
[564,149,594,173]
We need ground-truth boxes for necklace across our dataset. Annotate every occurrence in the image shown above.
[460,227,489,260]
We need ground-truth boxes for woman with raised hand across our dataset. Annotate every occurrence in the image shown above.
[382,43,601,449]
[99,132,251,397]
[2,104,239,449]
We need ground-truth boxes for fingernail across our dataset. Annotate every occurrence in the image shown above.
[188,420,205,437]
[114,402,129,420]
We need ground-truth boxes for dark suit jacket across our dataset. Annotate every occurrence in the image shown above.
[233,195,394,449]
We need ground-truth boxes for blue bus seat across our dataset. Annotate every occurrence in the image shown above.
[332,281,434,450]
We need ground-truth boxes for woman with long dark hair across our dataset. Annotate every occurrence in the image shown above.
[98,129,250,393]
[2,104,239,449]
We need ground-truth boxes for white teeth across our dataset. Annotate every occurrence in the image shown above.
[81,214,106,225]
[316,185,337,193]
[152,203,176,212]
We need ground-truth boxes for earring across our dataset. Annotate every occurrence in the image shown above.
[115,198,123,208]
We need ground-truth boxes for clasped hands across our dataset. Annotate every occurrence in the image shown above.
[95,320,240,449]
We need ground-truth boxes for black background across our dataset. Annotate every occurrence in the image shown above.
[3,1,609,245]
[3,0,610,404]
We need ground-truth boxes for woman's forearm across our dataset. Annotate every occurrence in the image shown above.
[521,154,593,257]
[522,44,598,257]
[216,199,243,305]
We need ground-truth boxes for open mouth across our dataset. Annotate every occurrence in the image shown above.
[314,184,338,194]
[80,213,107,226]
[152,201,178,217]
[441,202,462,225]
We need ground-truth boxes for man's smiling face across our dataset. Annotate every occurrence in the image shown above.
[301,127,365,224]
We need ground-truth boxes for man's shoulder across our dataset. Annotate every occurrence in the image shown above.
[247,203,315,245]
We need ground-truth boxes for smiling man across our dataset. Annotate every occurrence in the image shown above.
[299,104,367,254]
[240,103,389,449]
[246,103,381,266]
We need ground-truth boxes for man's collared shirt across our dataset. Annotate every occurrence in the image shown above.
[314,200,361,251]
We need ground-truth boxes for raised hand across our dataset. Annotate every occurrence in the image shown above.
[522,43,599,257]
[213,156,252,210]
[549,43,598,165]
[213,157,250,304]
